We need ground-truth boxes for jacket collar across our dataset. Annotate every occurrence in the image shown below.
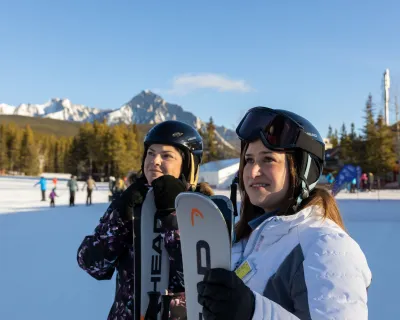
[245,206,323,249]
[248,209,279,230]
[258,205,322,229]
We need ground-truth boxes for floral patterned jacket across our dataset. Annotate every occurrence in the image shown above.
[77,181,213,320]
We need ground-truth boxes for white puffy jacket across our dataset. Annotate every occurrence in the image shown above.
[232,205,372,320]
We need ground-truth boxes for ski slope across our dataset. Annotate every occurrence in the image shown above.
[0,177,399,319]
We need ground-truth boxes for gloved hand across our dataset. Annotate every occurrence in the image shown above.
[151,175,187,214]
[197,268,255,320]
[118,176,149,220]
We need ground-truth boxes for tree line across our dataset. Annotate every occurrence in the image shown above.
[0,118,234,178]
[1,97,397,179]
[327,94,399,177]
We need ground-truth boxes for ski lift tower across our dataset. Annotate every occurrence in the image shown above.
[384,69,391,125]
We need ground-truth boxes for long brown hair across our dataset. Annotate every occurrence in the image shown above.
[235,143,345,242]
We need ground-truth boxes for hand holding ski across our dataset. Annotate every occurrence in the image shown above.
[175,193,233,320]
[197,268,255,320]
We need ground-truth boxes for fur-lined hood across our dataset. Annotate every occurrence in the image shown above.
[195,182,214,196]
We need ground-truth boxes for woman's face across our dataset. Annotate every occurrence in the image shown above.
[243,139,290,212]
[144,144,183,184]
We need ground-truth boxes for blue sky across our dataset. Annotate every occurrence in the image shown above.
[1,0,400,137]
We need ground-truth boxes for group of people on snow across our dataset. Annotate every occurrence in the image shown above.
[34,174,98,207]
[76,107,372,320]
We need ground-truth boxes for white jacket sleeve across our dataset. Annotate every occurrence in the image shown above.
[251,232,372,320]
[252,291,301,320]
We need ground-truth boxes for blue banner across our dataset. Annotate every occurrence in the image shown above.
[332,164,361,196]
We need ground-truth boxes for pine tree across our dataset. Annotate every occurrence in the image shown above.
[65,136,80,175]
[362,94,378,173]
[53,141,60,172]
[6,123,22,172]
[76,123,95,175]
[123,125,140,173]
[339,123,352,163]
[347,123,361,164]
[62,137,74,173]
[349,123,356,141]
[58,138,67,173]
[92,120,109,177]
[375,114,397,176]
[331,129,339,148]
[327,125,333,140]
[206,117,218,161]
[105,125,127,177]
[132,123,145,165]
[0,125,7,173]
[47,136,57,173]
[197,128,208,162]
[19,125,39,175]
[36,135,49,173]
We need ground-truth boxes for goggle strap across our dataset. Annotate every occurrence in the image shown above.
[303,153,312,181]
[296,130,324,161]
[296,153,312,205]
[299,154,319,197]
[308,180,318,191]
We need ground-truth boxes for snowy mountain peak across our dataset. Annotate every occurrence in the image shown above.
[0,91,237,150]
[125,90,166,108]
[0,98,104,122]
[0,103,16,115]
[61,98,72,108]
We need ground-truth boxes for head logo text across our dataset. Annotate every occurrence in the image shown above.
[191,208,204,226]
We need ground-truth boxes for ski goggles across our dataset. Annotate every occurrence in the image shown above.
[236,107,324,161]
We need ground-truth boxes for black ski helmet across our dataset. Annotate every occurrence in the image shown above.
[274,109,325,196]
[235,106,325,211]
[142,120,203,186]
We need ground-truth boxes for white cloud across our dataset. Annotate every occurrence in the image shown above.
[161,73,254,95]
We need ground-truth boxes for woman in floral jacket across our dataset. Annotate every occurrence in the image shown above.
[77,120,213,320]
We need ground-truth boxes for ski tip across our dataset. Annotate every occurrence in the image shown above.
[175,191,208,207]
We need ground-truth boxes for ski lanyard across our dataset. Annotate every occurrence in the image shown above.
[234,217,275,270]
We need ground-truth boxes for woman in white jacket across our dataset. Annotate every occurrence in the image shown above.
[197,107,372,320]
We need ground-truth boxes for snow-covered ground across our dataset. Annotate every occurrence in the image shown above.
[0,177,398,319]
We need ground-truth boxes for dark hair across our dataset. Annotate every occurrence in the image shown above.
[235,142,345,242]
[126,171,138,186]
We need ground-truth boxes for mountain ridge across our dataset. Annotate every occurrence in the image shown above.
[0,90,238,150]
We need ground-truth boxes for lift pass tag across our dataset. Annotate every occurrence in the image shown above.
[235,260,252,280]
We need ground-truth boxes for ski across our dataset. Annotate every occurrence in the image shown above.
[175,192,233,320]
[133,189,170,320]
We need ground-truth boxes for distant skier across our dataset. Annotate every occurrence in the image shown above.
[350,177,357,193]
[67,175,78,207]
[108,176,116,192]
[82,175,97,206]
[49,188,58,207]
[361,173,368,190]
[34,176,47,201]
[368,172,374,191]
[113,176,126,196]
[108,176,116,201]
